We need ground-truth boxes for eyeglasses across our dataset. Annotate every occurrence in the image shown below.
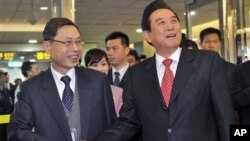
[50,39,84,47]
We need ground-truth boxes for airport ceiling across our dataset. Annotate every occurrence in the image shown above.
[0,0,219,48]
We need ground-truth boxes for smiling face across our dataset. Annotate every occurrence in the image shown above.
[143,9,182,57]
[88,57,110,75]
[43,25,83,74]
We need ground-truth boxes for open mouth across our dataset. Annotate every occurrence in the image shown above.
[166,33,176,38]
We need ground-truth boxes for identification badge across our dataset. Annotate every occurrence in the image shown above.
[70,128,77,141]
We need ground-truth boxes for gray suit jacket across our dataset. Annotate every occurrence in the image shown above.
[8,67,116,141]
[95,49,236,141]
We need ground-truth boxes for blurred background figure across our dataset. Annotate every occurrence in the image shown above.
[180,38,198,50]
[139,54,147,62]
[85,48,123,116]
[14,78,22,89]
[180,33,198,50]
[127,49,140,66]
[14,61,41,103]
[3,72,15,104]
[0,70,13,141]
[232,60,250,124]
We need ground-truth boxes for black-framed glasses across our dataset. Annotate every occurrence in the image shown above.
[50,39,84,47]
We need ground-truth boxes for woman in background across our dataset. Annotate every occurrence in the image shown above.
[84,48,123,116]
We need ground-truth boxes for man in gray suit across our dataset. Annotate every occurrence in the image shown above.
[8,18,116,141]
[94,1,235,141]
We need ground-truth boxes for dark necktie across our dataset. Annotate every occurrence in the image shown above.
[161,59,174,107]
[113,72,120,86]
[61,75,74,112]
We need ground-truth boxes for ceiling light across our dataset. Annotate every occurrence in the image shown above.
[190,11,196,16]
[28,40,37,44]
[20,56,25,60]
[245,28,250,32]
[29,59,36,62]
[40,6,48,11]
[136,28,142,33]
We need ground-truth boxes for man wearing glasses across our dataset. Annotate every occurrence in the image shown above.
[8,18,116,141]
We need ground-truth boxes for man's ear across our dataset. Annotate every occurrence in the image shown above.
[125,46,130,56]
[143,31,152,44]
[43,41,51,55]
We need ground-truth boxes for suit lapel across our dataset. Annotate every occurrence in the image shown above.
[145,56,166,106]
[107,69,113,84]
[41,69,72,141]
[170,49,195,104]
[75,67,92,138]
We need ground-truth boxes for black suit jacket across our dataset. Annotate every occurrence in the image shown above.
[95,49,235,141]
[8,67,116,141]
[232,60,250,124]
[222,59,236,88]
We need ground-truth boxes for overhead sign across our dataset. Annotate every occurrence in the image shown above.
[36,52,50,60]
[0,52,15,60]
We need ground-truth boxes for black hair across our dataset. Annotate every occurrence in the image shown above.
[128,49,140,62]
[199,27,221,42]
[180,38,198,50]
[84,48,110,67]
[21,61,36,77]
[43,17,80,41]
[141,0,180,31]
[105,31,129,47]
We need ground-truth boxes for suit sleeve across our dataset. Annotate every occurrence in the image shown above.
[94,69,140,141]
[231,65,250,109]
[102,76,117,125]
[7,84,48,141]
[210,53,236,141]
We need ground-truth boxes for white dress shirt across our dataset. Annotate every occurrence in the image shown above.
[50,65,76,100]
[112,63,129,82]
[156,47,182,86]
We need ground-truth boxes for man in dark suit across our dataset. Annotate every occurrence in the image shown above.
[3,72,15,104]
[232,60,250,124]
[199,27,236,88]
[8,18,116,141]
[0,71,13,141]
[105,32,130,88]
[94,1,235,141]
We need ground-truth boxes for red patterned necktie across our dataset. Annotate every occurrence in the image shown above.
[161,59,174,107]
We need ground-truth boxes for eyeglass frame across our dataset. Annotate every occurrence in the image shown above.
[49,39,84,47]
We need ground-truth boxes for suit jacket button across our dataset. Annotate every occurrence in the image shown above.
[168,128,173,133]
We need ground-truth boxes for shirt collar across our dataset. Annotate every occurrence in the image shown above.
[155,47,182,68]
[50,64,76,84]
[112,63,129,78]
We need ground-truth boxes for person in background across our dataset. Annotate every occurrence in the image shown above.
[0,71,13,141]
[139,54,147,62]
[14,78,22,89]
[85,48,123,116]
[14,61,41,103]
[105,31,130,88]
[180,38,198,50]
[8,17,116,141]
[127,49,140,66]
[3,72,15,103]
[231,60,250,124]
[199,27,236,88]
[94,1,235,141]
[105,32,141,141]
